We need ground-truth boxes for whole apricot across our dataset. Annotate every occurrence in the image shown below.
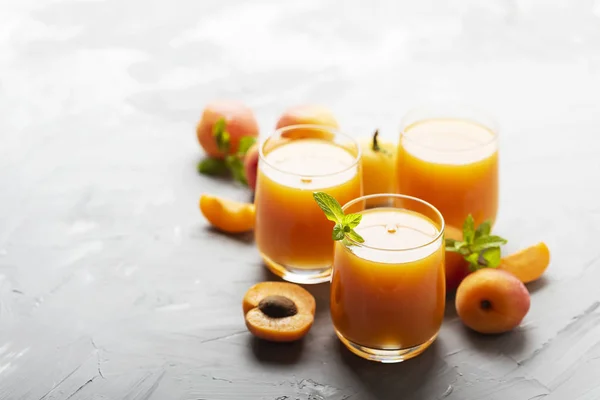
[445,224,470,292]
[456,268,530,334]
[276,105,339,130]
[197,100,259,159]
[243,143,259,192]
[359,130,396,196]
[499,242,550,283]
[199,194,255,233]
[243,282,315,342]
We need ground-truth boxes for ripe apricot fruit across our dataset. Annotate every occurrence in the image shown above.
[499,242,550,283]
[456,268,530,334]
[276,105,339,140]
[276,105,339,130]
[197,100,259,159]
[243,282,316,342]
[243,143,259,192]
[359,130,396,196]
[199,194,255,233]
[445,224,470,292]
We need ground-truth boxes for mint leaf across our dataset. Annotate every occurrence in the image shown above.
[472,235,507,252]
[213,118,230,153]
[225,155,247,185]
[346,229,365,243]
[198,158,228,176]
[474,220,491,240]
[313,192,344,223]
[343,213,362,229]
[465,253,479,271]
[238,136,257,155]
[445,238,459,250]
[479,247,501,268]
[463,214,475,244]
[332,224,345,241]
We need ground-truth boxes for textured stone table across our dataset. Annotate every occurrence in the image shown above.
[1,0,600,399]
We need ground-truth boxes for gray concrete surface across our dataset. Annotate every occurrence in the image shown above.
[1,0,600,399]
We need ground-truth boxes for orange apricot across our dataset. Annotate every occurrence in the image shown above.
[243,143,259,192]
[243,282,316,342]
[456,268,530,334]
[359,130,397,196]
[276,105,339,140]
[199,194,255,233]
[445,225,470,292]
[499,242,550,283]
[197,100,259,159]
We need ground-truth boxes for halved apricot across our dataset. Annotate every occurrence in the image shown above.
[499,242,550,283]
[243,282,315,342]
[199,194,255,233]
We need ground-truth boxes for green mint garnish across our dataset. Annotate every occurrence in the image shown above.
[313,192,364,243]
[445,215,507,272]
[197,158,228,176]
[213,118,230,153]
[201,117,257,186]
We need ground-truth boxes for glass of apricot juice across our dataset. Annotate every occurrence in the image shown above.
[397,106,499,228]
[254,125,362,284]
[331,194,445,363]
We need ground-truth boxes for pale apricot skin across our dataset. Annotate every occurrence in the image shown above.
[456,268,530,334]
[199,194,255,233]
[445,225,470,292]
[197,100,259,159]
[499,242,550,283]
[243,282,316,342]
[243,143,259,192]
[276,105,339,130]
[359,135,397,196]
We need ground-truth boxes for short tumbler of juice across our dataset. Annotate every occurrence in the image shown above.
[331,194,445,363]
[396,106,499,228]
[254,125,362,284]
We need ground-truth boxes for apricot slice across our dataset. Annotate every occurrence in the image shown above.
[499,242,550,283]
[456,268,530,334]
[243,282,315,342]
[199,194,255,233]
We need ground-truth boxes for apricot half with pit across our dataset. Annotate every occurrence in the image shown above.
[243,282,315,342]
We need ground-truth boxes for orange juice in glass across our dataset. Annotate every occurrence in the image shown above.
[254,125,362,284]
[397,106,499,228]
[331,194,445,363]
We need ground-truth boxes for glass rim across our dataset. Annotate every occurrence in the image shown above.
[400,104,499,153]
[341,193,445,252]
[258,124,362,179]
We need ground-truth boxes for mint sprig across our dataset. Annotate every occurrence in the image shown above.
[313,192,364,243]
[445,215,507,272]
[200,118,257,186]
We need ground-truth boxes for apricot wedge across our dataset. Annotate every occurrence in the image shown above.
[243,282,315,342]
[499,242,550,283]
[199,194,255,233]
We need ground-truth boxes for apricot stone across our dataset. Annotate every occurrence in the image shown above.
[499,242,550,283]
[243,282,315,342]
[456,268,530,334]
[445,225,470,292]
[199,194,255,233]
[197,100,259,159]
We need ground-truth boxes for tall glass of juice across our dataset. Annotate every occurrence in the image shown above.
[331,194,445,363]
[397,106,498,228]
[254,125,362,284]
